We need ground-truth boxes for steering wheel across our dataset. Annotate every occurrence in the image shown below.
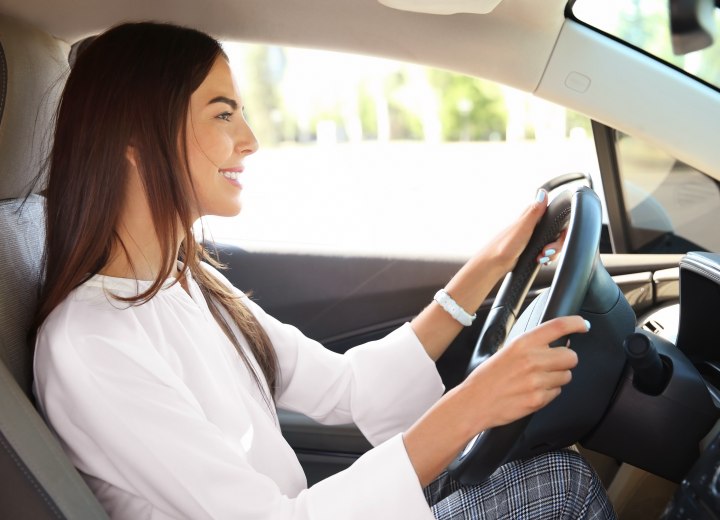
[448,186,631,484]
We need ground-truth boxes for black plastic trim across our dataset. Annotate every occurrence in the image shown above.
[0,40,7,125]
[591,121,633,253]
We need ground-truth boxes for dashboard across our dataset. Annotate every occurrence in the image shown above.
[649,253,720,518]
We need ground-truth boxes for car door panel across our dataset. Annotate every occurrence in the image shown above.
[218,246,683,345]
[216,245,684,485]
[217,246,683,391]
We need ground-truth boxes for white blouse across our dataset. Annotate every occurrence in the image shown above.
[33,264,445,519]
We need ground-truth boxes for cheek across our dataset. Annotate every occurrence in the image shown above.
[191,128,235,170]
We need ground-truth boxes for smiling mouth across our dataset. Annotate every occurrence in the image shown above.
[220,170,241,180]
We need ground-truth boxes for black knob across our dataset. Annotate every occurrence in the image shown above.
[623,333,669,395]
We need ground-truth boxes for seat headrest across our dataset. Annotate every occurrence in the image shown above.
[0,15,69,199]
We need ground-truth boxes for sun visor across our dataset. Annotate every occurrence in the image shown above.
[377,0,504,15]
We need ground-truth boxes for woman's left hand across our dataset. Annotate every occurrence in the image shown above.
[484,189,566,274]
[413,188,568,361]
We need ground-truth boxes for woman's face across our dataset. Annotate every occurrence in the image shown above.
[186,56,258,218]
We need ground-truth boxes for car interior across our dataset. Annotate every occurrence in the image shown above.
[1,0,720,518]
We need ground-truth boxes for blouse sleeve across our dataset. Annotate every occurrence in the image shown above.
[34,311,436,520]
[246,298,444,445]
[205,263,445,446]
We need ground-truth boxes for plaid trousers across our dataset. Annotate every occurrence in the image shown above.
[424,449,616,520]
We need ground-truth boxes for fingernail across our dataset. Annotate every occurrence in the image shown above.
[584,319,591,331]
[544,248,556,256]
[535,189,546,204]
[539,256,550,264]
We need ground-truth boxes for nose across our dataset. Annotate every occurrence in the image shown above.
[236,119,259,156]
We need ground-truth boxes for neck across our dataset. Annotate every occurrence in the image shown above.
[101,226,182,281]
[100,167,185,281]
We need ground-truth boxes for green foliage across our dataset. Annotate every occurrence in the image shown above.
[357,84,378,139]
[567,110,592,136]
[428,69,507,141]
[386,71,424,140]
[388,104,424,140]
[241,46,290,145]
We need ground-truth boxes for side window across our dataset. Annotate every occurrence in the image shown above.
[199,43,601,257]
[616,133,720,253]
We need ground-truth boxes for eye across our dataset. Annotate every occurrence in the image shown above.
[217,111,234,122]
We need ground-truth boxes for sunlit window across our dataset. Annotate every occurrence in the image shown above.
[198,43,600,257]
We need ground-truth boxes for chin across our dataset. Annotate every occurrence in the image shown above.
[206,207,242,218]
[200,198,243,218]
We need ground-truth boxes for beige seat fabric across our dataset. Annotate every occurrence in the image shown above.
[0,14,108,519]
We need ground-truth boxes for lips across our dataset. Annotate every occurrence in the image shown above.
[219,167,243,180]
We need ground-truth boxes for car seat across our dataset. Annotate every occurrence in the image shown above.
[0,14,108,519]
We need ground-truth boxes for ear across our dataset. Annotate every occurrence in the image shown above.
[125,145,139,169]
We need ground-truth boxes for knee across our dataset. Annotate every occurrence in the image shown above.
[536,449,614,518]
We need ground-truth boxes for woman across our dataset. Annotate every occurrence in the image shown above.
[33,22,615,519]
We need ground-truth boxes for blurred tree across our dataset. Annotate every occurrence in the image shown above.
[386,70,424,140]
[427,70,507,141]
[358,83,379,140]
[241,46,292,145]
[566,110,592,137]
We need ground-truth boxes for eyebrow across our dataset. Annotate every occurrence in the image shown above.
[207,96,238,110]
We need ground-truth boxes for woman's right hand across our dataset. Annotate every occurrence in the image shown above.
[403,315,589,486]
[459,315,585,432]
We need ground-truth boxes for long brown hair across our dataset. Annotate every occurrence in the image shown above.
[34,22,278,402]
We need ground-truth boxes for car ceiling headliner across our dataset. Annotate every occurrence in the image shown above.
[0,0,567,92]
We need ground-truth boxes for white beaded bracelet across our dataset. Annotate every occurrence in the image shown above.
[433,289,476,326]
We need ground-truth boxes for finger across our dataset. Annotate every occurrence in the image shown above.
[492,189,550,270]
[534,188,549,209]
[527,388,562,414]
[537,230,568,264]
[527,188,549,220]
[541,387,562,407]
[523,364,574,394]
[557,228,568,244]
[517,316,590,348]
[517,188,549,228]
[548,229,568,259]
[537,246,559,265]
[542,368,574,389]
[540,346,579,371]
[514,189,549,243]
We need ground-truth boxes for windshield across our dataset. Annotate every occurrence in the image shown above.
[571,0,720,91]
